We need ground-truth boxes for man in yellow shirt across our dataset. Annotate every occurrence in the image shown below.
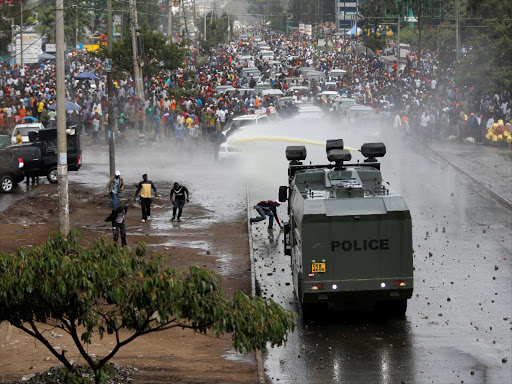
[134,174,158,223]
[185,114,194,129]
[37,100,45,120]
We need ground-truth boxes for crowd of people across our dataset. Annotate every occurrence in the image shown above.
[0,28,510,150]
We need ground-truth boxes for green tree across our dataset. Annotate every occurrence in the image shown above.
[100,28,184,78]
[198,12,231,52]
[0,231,295,384]
[0,0,32,57]
[459,0,512,94]
[36,0,92,45]
[406,0,443,60]
[360,0,397,52]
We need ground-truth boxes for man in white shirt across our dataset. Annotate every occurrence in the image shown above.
[486,116,495,130]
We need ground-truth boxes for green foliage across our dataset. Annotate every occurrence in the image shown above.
[36,1,93,46]
[198,12,232,52]
[0,231,294,383]
[458,0,512,93]
[363,32,387,52]
[98,28,184,78]
[0,0,31,57]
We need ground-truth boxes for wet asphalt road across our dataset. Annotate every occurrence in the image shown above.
[1,129,510,384]
[248,132,511,384]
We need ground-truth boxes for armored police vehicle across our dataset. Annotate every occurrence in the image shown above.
[279,140,413,316]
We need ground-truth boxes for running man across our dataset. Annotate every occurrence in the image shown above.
[134,174,158,223]
[170,182,189,221]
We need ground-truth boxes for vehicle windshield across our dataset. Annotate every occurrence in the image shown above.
[349,110,374,118]
[236,119,257,127]
[15,127,40,135]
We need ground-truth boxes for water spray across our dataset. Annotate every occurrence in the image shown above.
[227,136,359,151]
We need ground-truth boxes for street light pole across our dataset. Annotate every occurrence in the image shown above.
[107,0,115,177]
[75,5,78,49]
[455,0,460,67]
[397,10,401,78]
[129,0,144,102]
[168,0,173,43]
[56,0,69,234]
[203,4,206,40]
[20,0,23,69]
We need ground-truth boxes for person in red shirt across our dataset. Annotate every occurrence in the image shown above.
[13,112,21,126]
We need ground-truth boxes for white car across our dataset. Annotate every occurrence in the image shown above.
[11,123,45,144]
[218,142,241,163]
[319,91,339,101]
[293,104,324,119]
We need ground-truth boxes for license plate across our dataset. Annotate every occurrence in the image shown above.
[312,263,325,273]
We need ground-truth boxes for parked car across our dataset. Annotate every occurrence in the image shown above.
[0,148,25,193]
[9,127,82,183]
[11,123,45,144]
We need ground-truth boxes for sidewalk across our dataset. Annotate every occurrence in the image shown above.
[426,141,512,206]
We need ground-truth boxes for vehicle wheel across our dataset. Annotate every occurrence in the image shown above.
[47,167,58,183]
[1,175,15,193]
[375,299,407,317]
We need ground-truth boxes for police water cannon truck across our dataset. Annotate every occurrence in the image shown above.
[278,139,413,316]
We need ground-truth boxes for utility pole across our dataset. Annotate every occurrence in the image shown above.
[168,0,173,43]
[56,0,69,234]
[227,12,230,41]
[397,10,401,78]
[203,4,206,40]
[343,0,346,34]
[129,0,144,102]
[455,0,460,67]
[75,5,78,49]
[20,0,23,68]
[181,0,189,39]
[107,0,115,177]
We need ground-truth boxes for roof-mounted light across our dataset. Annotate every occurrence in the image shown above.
[361,142,386,158]
[286,145,307,162]
[326,139,344,152]
[327,149,352,163]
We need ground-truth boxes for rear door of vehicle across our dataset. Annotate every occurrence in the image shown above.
[0,149,16,176]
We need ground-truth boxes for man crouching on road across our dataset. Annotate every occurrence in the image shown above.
[170,182,189,221]
[250,200,283,231]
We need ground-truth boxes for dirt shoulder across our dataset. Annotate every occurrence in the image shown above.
[0,183,256,384]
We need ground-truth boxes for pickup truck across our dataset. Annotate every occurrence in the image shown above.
[9,128,82,183]
[0,148,25,193]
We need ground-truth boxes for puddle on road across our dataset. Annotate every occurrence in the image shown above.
[148,238,234,276]
[221,348,256,365]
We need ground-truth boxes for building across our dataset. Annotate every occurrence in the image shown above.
[335,0,364,32]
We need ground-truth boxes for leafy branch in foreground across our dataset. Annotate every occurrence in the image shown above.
[0,231,295,383]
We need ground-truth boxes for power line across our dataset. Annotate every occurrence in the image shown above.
[1,12,65,66]
[0,0,53,25]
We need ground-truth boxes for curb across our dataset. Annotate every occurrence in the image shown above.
[246,185,266,384]
[424,143,512,210]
